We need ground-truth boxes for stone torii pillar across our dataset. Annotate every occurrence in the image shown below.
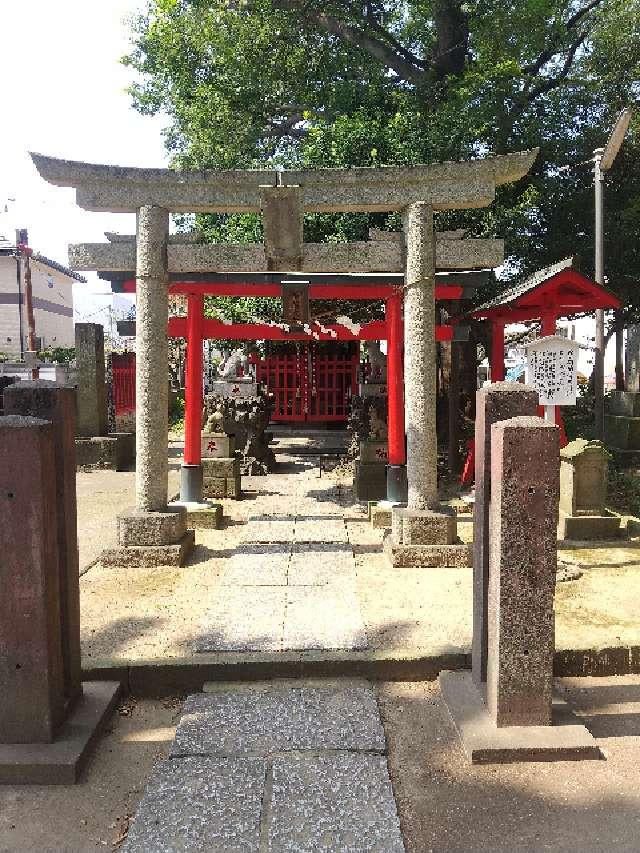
[102,205,195,568]
[385,202,470,568]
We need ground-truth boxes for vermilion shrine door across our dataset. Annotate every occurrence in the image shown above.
[254,344,359,423]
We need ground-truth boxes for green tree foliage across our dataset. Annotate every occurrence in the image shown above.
[125,0,640,321]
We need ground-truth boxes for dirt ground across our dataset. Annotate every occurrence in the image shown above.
[78,454,640,663]
[0,698,180,853]
[379,675,640,853]
[3,676,640,852]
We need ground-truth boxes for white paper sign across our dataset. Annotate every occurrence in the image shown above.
[525,335,579,406]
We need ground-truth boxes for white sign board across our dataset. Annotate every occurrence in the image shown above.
[525,335,579,406]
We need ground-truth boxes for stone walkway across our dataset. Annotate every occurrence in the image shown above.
[194,465,370,652]
[122,680,405,853]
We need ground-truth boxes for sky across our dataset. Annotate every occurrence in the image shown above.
[0,0,168,329]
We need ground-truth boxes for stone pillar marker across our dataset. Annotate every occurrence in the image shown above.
[486,416,559,727]
[472,382,538,685]
[439,390,601,763]
[135,204,170,512]
[558,438,621,540]
[75,322,107,437]
[0,416,66,743]
[4,381,82,704]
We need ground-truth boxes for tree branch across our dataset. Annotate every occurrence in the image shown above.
[522,0,605,76]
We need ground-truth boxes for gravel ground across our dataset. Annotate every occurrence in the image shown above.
[0,698,181,853]
[379,675,640,853]
[78,449,640,663]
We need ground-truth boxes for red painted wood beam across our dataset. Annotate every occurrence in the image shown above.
[491,322,505,382]
[123,279,464,301]
[167,316,455,342]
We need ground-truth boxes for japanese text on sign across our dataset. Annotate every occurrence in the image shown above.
[525,338,579,406]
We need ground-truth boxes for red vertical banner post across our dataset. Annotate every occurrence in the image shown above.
[181,293,204,502]
[385,291,408,502]
[491,322,505,382]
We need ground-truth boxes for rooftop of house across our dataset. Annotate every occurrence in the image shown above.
[0,244,87,283]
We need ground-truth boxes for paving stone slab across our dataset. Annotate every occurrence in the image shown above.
[121,755,266,853]
[241,517,296,544]
[283,585,368,650]
[222,544,291,586]
[268,753,405,853]
[289,543,355,585]
[194,587,286,652]
[294,515,348,543]
[171,685,386,756]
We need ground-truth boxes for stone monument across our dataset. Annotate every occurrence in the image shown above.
[0,407,119,783]
[74,323,135,471]
[440,397,600,763]
[605,390,640,465]
[558,438,621,540]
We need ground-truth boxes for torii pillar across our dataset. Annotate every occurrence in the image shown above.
[385,203,471,568]
[102,206,195,568]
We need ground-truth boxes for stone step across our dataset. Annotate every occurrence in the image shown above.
[122,683,405,853]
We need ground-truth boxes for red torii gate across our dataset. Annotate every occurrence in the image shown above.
[121,274,473,482]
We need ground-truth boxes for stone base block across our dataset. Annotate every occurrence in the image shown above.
[371,504,393,529]
[354,461,387,502]
[202,456,239,478]
[117,507,187,546]
[101,531,195,568]
[393,506,457,546]
[559,510,623,541]
[383,532,472,567]
[75,433,135,471]
[202,432,236,458]
[203,475,242,500]
[439,671,601,764]
[0,681,121,784]
[210,379,258,398]
[605,414,640,450]
[359,440,388,463]
[169,500,223,529]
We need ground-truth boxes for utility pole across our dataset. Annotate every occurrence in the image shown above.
[593,108,632,439]
[16,228,39,380]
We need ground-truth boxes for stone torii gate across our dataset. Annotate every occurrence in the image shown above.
[32,150,537,566]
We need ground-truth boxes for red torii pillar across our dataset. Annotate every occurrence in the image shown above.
[385,291,407,502]
[181,293,205,502]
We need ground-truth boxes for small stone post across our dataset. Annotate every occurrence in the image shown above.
[75,323,107,437]
[0,417,66,742]
[625,325,640,392]
[403,202,438,510]
[4,381,82,704]
[472,383,538,685]
[487,416,559,727]
[135,205,170,511]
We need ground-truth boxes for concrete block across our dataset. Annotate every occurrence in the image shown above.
[397,506,457,546]
[117,507,187,546]
[359,440,389,462]
[75,436,118,469]
[101,531,195,568]
[354,460,387,502]
[168,500,223,529]
[202,456,239,478]
[283,586,368,651]
[439,671,601,764]
[384,535,472,568]
[202,477,227,498]
[371,505,393,529]
[226,473,242,499]
[0,681,120,784]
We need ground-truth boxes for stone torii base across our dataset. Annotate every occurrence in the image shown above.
[383,506,472,567]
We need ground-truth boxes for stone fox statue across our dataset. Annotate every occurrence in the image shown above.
[217,348,249,380]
